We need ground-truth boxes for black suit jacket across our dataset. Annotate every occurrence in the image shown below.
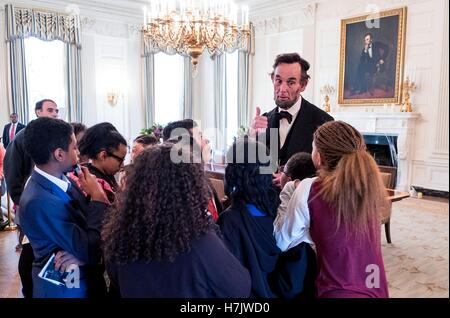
[3,129,33,205]
[262,98,334,166]
[2,122,25,149]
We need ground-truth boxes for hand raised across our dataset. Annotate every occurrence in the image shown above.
[249,107,268,137]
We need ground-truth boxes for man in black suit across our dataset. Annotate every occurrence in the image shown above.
[354,33,389,94]
[249,53,333,188]
[2,113,25,149]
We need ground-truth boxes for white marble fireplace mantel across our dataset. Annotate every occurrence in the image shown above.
[329,112,420,191]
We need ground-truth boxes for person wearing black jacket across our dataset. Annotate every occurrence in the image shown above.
[218,138,281,298]
[249,53,333,188]
[3,99,59,298]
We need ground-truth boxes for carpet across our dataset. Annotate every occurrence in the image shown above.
[382,197,449,298]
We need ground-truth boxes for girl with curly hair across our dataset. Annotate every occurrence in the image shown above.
[102,142,251,298]
[275,121,389,298]
[217,138,281,298]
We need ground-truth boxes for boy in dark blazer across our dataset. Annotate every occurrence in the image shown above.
[19,117,108,298]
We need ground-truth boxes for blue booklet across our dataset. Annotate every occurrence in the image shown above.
[38,254,69,287]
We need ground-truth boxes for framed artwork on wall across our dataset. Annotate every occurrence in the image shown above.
[338,7,407,105]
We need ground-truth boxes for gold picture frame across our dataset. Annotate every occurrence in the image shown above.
[338,7,407,105]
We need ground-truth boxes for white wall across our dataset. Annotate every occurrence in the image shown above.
[81,19,143,142]
[250,3,316,117]
[0,8,9,126]
[0,0,143,144]
[249,0,449,191]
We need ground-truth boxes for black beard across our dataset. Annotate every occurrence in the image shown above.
[275,98,297,110]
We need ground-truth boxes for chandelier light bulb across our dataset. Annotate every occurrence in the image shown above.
[142,0,251,70]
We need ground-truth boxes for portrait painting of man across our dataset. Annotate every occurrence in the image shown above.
[338,7,407,105]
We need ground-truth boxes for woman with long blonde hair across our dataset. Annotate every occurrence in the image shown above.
[275,121,389,298]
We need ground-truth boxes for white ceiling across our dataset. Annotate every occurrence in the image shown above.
[2,0,318,22]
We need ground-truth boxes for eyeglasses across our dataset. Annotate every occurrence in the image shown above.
[106,151,125,164]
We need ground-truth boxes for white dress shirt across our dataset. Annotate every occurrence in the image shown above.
[365,44,373,58]
[274,176,316,252]
[278,96,302,149]
[34,166,71,192]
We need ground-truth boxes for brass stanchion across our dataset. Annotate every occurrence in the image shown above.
[4,192,17,231]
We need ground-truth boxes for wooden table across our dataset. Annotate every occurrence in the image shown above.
[383,189,410,243]
[386,189,410,202]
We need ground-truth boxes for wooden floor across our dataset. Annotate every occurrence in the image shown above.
[0,229,22,298]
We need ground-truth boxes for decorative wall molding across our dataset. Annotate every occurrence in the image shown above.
[253,3,316,35]
[433,0,449,155]
[80,17,96,32]
[127,24,141,39]
[411,160,449,191]
[81,17,134,39]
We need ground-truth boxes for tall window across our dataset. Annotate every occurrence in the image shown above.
[154,52,184,125]
[24,37,67,121]
[225,51,239,147]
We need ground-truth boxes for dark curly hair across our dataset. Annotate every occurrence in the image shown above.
[225,138,279,218]
[102,142,218,264]
[24,117,73,165]
[284,152,316,181]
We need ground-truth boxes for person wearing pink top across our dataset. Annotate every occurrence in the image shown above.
[0,142,5,181]
[1,143,7,229]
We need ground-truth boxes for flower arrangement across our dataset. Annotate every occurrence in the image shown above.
[233,125,250,142]
[237,125,250,138]
[140,123,165,141]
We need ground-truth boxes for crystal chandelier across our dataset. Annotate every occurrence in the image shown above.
[142,0,250,69]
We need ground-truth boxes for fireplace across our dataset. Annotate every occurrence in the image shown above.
[363,133,398,188]
[364,134,398,166]
[329,111,420,191]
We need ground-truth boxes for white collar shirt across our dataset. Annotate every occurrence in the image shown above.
[278,96,302,149]
[34,166,71,193]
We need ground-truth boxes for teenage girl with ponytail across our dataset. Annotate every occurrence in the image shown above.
[275,120,389,298]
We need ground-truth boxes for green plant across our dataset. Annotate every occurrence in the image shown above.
[141,123,164,140]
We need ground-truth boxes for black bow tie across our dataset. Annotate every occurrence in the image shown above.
[277,111,293,124]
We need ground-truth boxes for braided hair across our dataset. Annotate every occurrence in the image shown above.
[313,121,387,235]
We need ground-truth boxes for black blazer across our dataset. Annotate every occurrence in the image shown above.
[262,98,334,166]
[2,122,25,148]
[3,129,34,205]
